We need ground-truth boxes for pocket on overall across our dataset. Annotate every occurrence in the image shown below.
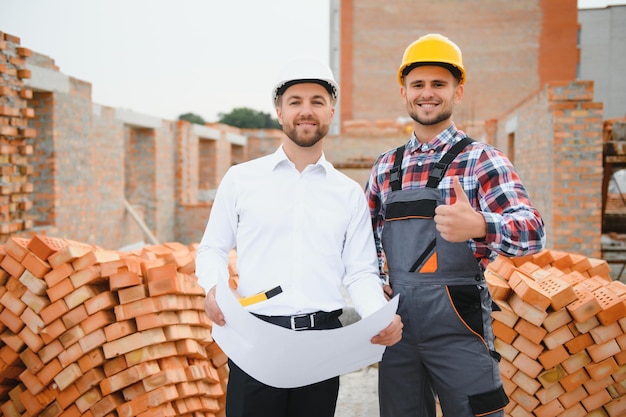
[384,197,438,273]
[446,284,485,340]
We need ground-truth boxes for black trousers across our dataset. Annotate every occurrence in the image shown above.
[225,316,342,417]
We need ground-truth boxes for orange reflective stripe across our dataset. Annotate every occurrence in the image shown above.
[419,251,438,273]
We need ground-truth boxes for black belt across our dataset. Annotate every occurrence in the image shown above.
[253,309,343,331]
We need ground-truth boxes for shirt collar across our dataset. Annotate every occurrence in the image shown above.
[271,145,330,174]
[407,123,463,154]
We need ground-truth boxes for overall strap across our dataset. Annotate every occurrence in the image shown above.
[389,145,406,191]
[426,137,474,188]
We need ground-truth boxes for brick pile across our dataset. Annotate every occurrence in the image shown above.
[0,235,227,417]
[485,250,626,417]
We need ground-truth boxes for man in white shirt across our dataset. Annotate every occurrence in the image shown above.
[196,57,403,417]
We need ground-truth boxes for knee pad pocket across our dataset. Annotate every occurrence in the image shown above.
[468,385,509,416]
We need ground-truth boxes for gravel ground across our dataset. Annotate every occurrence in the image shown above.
[335,366,380,417]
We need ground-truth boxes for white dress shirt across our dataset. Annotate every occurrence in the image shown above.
[195,145,387,318]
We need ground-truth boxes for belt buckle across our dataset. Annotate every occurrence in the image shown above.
[290,313,315,330]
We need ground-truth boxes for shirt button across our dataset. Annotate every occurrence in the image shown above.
[421,144,428,151]
[417,161,423,166]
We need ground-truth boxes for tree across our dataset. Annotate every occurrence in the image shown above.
[178,112,206,125]
[218,107,281,129]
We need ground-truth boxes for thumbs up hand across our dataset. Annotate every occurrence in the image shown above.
[434,177,487,242]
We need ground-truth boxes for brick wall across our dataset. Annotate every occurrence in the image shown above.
[490,80,604,258]
[0,32,34,237]
[335,0,579,136]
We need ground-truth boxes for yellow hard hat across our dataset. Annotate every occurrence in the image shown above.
[397,33,466,86]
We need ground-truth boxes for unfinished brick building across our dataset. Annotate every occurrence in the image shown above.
[1,2,626,416]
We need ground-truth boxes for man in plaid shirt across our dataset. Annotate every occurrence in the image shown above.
[366,34,545,417]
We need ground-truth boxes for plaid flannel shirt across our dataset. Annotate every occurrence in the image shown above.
[365,124,546,276]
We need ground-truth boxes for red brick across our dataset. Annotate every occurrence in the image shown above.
[62,304,88,329]
[20,347,44,373]
[100,360,161,395]
[38,339,63,364]
[18,271,47,297]
[604,396,626,417]
[26,235,68,260]
[47,246,91,269]
[75,387,102,413]
[533,398,564,417]
[59,325,85,348]
[69,265,101,288]
[36,357,62,386]
[593,286,626,325]
[543,325,575,350]
[587,339,621,363]
[558,385,588,409]
[115,384,178,417]
[78,328,106,355]
[109,269,142,290]
[43,262,74,287]
[53,362,82,391]
[104,319,137,342]
[102,327,166,358]
[77,347,105,373]
[40,298,69,325]
[0,307,24,333]
[20,306,44,334]
[58,342,83,367]
[535,382,565,405]
[0,254,25,279]
[4,237,30,262]
[542,307,573,333]
[117,284,149,304]
[84,290,117,315]
[20,378,44,416]
[538,345,569,369]
[581,388,612,413]
[124,341,178,367]
[565,332,594,354]
[90,392,125,417]
[19,325,44,352]
[21,251,51,278]
[567,289,602,323]
[509,270,552,311]
[560,367,590,392]
[46,278,74,303]
[20,288,49,314]
[561,350,592,374]
[0,289,26,316]
[583,375,613,395]
[586,356,619,381]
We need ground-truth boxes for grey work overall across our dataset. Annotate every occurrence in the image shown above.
[378,138,509,417]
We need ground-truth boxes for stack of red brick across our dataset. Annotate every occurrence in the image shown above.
[0,235,227,417]
[485,250,626,417]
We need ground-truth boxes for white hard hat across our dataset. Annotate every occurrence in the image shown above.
[272,57,339,107]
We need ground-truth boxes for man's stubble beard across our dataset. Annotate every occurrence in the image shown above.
[407,106,453,126]
[283,121,329,148]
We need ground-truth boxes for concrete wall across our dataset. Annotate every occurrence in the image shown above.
[578,5,626,120]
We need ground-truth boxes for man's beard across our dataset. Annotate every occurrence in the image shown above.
[283,120,329,148]
[407,106,452,126]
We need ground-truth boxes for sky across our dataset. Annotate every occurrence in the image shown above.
[0,0,622,123]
